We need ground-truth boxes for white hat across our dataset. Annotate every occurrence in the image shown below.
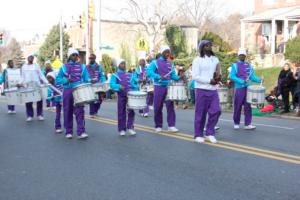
[160,45,170,53]
[45,60,51,65]
[67,48,79,58]
[238,48,247,56]
[46,71,56,79]
[116,59,125,67]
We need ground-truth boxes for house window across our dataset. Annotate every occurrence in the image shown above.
[262,23,271,37]
[263,0,278,5]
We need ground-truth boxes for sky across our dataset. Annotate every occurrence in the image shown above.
[0,0,254,41]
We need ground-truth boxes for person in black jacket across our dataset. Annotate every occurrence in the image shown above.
[277,63,296,113]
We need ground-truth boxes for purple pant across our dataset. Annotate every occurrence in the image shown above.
[154,85,176,128]
[63,88,85,135]
[233,88,252,126]
[8,105,15,111]
[26,100,43,117]
[55,102,62,129]
[117,93,135,132]
[139,93,153,114]
[89,93,103,115]
[194,89,221,137]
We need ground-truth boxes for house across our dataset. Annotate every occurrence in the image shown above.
[241,0,300,67]
[66,19,198,65]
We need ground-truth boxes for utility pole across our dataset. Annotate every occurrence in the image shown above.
[59,12,63,62]
[96,0,102,62]
[85,0,90,64]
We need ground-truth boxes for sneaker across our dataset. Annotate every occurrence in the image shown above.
[11,110,16,114]
[155,127,162,133]
[65,134,73,139]
[7,110,12,114]
[26,117,33,122]
[149,106,154,110]
[195,137,205,143]
[168,127,179,133]
[55,129,63,134]
[244,125,256,130]
[128,129,136,136]
[234,125,240,130]
[119,130,126,136]
[205,135,217,144]
[37,116,44,121]
[78,133,89,139]
[143,113,149,118]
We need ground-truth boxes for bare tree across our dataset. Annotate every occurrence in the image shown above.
[176,0,225,36]
[121,0,176,51]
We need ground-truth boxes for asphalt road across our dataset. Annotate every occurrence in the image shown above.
[0,100,299,200]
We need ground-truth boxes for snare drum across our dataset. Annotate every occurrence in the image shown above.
[127,91,147,110]
[217,87,229,104]
[39,84,49,99]
[20,88,42,103]
[246,85,265,105]
[73,83,96,105]
[4,88,21,105]
[166,82,187,101]
[92,82,110,93]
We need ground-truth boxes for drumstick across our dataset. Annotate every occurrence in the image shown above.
[49,85,63,96]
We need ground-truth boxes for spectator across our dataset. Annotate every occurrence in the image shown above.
[277,63,296,113]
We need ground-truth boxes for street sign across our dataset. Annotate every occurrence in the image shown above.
[136,37,148,51]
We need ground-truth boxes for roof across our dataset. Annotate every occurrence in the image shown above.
[242,6,300,23]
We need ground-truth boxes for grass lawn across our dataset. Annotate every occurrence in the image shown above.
[253,67,281,93]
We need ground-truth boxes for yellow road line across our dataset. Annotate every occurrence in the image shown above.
[89,115,300,164]
[45,110,300,164]
[93,116,300,161]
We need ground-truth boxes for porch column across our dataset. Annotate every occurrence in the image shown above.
[241,21,246,48]
[283,18,289,42]
[271,19,276,54]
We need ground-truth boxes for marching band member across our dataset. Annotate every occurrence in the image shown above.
[192,40,221,144]
[230,48,262,130]
[19,55,49,122]
[46,72,63,133]
[43,60,54,108]
[134,56,150,117]
[146,45,184,133]
[87,54,106,117]
[43,60,53,76]
[56,48,90,139]
[0,60,17,114]
[110,59,138,136]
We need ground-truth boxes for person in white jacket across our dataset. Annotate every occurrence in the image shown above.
[192,40,222,144]
[19,55,48,122]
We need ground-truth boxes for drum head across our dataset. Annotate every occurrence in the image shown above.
[128,91,147,95]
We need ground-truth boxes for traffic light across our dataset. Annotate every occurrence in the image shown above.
[88,0,95,20]
[79,13,86,29]
[0,33,3,45]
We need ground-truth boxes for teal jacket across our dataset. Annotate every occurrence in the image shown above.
[56,62,90,88]
[230,61,262,88]
[110,69,138,92]
[146,57,180,86]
